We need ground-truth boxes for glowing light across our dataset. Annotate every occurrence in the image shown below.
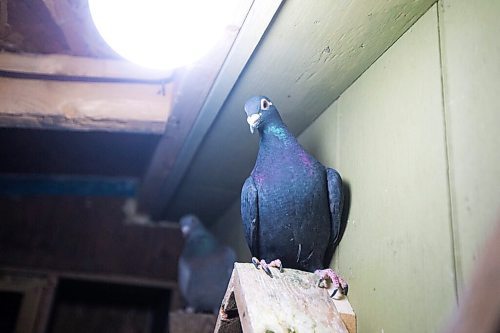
[89,0,234,70]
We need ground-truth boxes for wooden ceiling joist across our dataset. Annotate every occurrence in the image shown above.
[0,53,175,134]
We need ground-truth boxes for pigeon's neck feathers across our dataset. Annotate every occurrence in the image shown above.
[259,113,297,146]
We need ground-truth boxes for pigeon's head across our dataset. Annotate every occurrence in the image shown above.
[179,214,204,237]
[244,96,278,133]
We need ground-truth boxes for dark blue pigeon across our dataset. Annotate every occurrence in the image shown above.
[178,215,236,313]
[241,96,347,296]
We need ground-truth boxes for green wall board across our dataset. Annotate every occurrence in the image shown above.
[438,0,500,292]
[300,5,456,332]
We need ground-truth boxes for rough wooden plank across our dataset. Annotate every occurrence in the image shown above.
[0,52,174,81]
[331,298,356,333]
[0,77,174,133]
[219,263,350,333]
[137,0,254,217]
[169,311,217,333]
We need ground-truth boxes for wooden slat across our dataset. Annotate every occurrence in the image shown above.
[0,77,174,133]
[138,0,281,218]
[0,52,174,81]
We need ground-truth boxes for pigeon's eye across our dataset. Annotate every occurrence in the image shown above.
[261,99,271,110]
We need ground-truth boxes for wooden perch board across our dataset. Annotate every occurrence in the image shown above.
[215,263,356,333]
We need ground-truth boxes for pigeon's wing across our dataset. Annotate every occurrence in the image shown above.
[241,176,259,257]
[325,168,344,262]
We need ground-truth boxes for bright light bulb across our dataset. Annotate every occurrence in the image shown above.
[89,0,234,70]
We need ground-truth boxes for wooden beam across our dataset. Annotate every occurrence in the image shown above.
[0,76,174,133]
[138,0,282,218]
[0,52,174,82]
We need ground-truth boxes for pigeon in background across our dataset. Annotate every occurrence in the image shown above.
[178,215,236,313]
[241,96,348,297]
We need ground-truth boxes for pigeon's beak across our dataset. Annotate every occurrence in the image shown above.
[247,113,261,134]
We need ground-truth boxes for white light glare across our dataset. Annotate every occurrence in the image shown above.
[89,0,235,70]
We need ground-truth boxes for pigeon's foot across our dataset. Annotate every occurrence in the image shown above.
[251,257,283,278]
[314,268,348,299]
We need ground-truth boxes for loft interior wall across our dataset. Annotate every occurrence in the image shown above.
[301,5,455,332]
[212,0,500,331]
[437,0,500,290]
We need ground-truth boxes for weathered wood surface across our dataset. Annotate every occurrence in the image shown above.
[215,263,354,333]
[0,77,174,133]
[169,311,217,333]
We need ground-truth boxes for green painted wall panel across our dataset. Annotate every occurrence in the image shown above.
[438,0,500,291]
[301,5,456,332]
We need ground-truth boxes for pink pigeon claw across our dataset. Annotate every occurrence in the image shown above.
[314,268,348,298]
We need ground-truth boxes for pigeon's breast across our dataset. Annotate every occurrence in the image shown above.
[252,147,331,270]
